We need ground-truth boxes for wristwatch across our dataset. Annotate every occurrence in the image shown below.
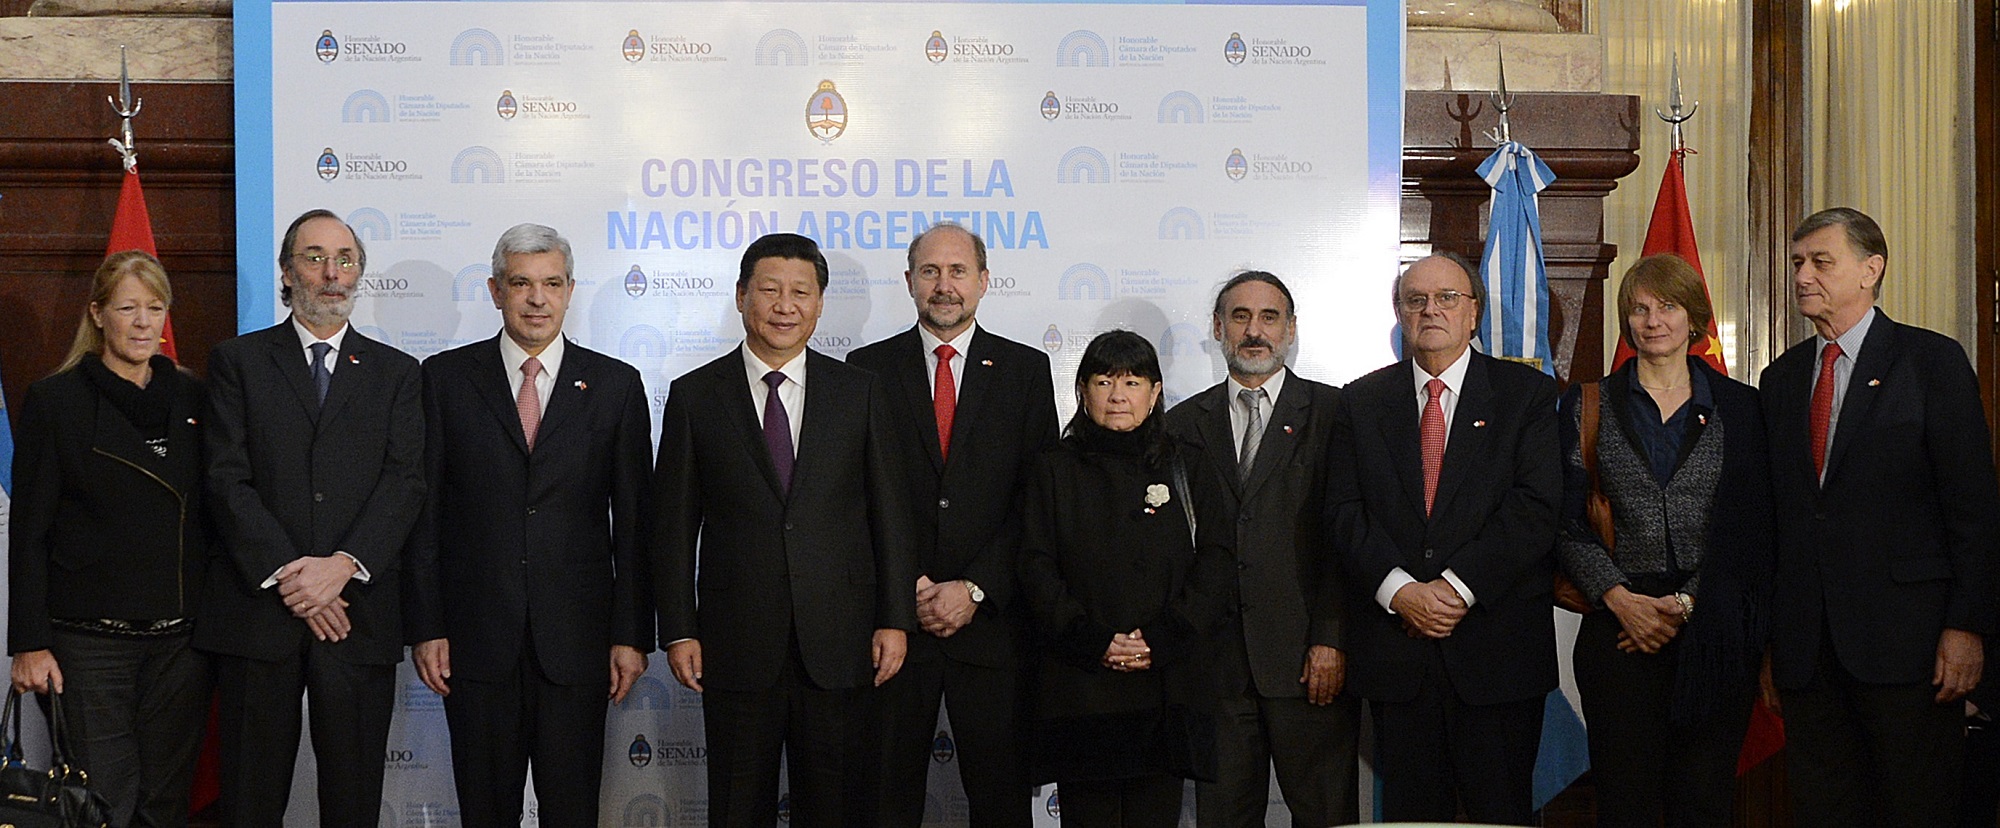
[964,580,985,603]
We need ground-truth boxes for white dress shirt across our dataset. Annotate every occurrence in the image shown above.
[499,331,566,412]
[1226,367,1288,457]
[742,343,807,455]
[1375,348,1476,612]
[918,322,977,402]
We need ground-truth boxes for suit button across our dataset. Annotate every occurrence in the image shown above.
[1238,514,1251,524]
[1423,548,1435,559]
[527,508,537,516]
[1814,512,1826,520]
[785,522,794,531]
[1237,562,1250,571]
[939,498,950,509]
[313,492,324,503]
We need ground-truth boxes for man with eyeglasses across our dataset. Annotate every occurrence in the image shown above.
[196,209,425,828]
[1325,253,1561,824]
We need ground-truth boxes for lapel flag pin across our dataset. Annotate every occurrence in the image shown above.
[1698,413,1708,425]
[347,354,360,364]
[1282,425,1294,434]
[1867,378,1881,387]
[575,380,588,390]
[1473,420,1487,428]
[981,359,993,366]
[187,417,198,425]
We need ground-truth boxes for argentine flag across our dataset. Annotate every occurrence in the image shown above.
[1476,141,1557,375]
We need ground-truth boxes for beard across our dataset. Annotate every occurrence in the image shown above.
[1224,337,1286,377]
[290,278,355,329]
[920,295,969,331]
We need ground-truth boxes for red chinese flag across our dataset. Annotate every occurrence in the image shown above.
[106,168,178,361]
[1609,148,1728,375]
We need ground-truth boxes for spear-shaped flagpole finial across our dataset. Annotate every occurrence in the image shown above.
[1483,45,1514,146]
[1654,51,1699,154]
[107,45,143,173]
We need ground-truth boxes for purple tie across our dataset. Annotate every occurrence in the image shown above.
[762,371,794,493]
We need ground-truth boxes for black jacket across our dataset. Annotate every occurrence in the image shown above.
[8,357,208,652]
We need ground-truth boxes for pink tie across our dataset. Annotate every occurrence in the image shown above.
[1420,378,1446,516]
[934,344,958,460]
[1810,342,1842,478]
[517,356,543,450]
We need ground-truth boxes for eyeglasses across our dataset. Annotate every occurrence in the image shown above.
[291,253,359,272]
[1398,290,1471,313]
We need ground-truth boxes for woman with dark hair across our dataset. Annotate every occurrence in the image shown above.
[1018,329,1236,826]
[1555,253,1773,827]
[8,250,211,828]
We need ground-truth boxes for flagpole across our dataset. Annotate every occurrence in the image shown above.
[107,44,142,173]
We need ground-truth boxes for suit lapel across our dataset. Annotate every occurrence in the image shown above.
[318,330,372,424]
[1379,361,1425,516]
[263,324,322,421]
[1197,386,1244,499]
[1823,315,1895,484]
[948,329,999,470]
[88,391,161,475]
[723,352,787,498]
[793,351,843,499]
[1242,378,1306,499]
[470,339,532,456]
[891,329,947,474]
[536,342,586,451]
[1429,355,1492,520]
[1769,341,1819,487]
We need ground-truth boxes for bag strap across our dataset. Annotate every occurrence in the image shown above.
[1171,457,1198,547]
[0,688,22,766]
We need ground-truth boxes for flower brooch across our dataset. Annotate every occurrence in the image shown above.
[1143,483,1170,514]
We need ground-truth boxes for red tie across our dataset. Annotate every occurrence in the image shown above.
[1420,378,1446,516]
[934,344,958,460]
[1810,341,1843,478]
[517,356,543,450]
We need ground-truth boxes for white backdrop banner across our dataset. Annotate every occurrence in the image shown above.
[235,0,1404,824]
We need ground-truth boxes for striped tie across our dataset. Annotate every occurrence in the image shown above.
[1420,378,1446,515]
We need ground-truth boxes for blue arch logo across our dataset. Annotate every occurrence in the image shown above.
[451,146,505,184]
[1056,147,1110,184]
[756,29,809,66]
[454,264,491,302]
[1158,207,1204,240]
[1059,263,1111,300]
[620,325,669,359]
[450,28,505,66]
[346,207,392,241]
[1056,30,1110,67]
[622,794,668,827]
[624,676,672,710]
[341,89,391,123]
[1157,91,1203,124]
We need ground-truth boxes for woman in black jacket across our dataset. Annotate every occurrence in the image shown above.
[1555,254,1774,827]
[1019,330,1235,826]
[8,250,210,828]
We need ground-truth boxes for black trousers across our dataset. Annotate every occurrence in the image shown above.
[212,642,396,828]
[875,649,1031,828]
[1573,610,1751,828]
[46,628,210,828]
[1372,650,1544,826]
[443,636,609,828]
[1058,774,1183,828]
[1782,631,1965,828]
[1195,641,1361,828]
[702,645,876,828]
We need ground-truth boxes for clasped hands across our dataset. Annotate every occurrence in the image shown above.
[1102,630,1151,672]
[1602,585,1685,654]
[915,575,977,637]
[1391,579,1467,639]
[275,554,359,642]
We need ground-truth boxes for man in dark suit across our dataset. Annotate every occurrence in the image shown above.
[653,232,916,827]
[1327,254,1560,825]
[1762,207,1999,825]
[197,209,425,828]
[848,224,1057,828]
[405,223,654,826]
[1166,270,1358,827]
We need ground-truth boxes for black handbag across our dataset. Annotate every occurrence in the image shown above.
[0,689,114,828]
